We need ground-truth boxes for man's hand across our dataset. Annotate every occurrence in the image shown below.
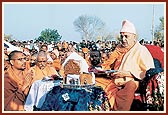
[110,70,132,78]
[22,69,34,91]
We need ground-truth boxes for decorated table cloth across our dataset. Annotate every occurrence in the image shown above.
[24,79,62,111]
[40,86,111,111]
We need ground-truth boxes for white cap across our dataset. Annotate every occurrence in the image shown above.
[120,20,136,35]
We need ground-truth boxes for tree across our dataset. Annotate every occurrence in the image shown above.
[37,28,62,43]
[99,32,114,41]
[4,34,13,41]
[73,15,105,41]
[154,16,164,41]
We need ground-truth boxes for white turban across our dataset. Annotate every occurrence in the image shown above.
[120,20,136,35]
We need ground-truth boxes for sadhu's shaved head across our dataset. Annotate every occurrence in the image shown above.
[37,51,47,60]
[36,51,48,69]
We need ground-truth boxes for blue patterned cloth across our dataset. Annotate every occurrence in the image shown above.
[40,86,111,111]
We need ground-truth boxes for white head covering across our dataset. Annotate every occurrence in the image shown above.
[120,19,136,35]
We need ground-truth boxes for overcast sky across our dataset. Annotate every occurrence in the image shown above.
[3,2,165,42]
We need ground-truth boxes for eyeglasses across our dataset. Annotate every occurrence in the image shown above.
[37,60,47,63]
[30,59,36,62]
[102,57,106,59]
[11,57,26,61]
[120,35,128,39]
[47,62,53,65]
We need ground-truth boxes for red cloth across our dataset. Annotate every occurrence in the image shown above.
[145,44,164,69]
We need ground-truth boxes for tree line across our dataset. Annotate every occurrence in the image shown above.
[5,15,164,43]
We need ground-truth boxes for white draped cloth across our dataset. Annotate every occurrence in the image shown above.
[24,80,61,111]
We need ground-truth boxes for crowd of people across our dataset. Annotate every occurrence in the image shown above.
[3,19,164,111]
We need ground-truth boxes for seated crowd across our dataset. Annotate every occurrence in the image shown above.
[4,20,164,111]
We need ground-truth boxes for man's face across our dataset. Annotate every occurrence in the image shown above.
[30,56,36,67]
[101,53,108,63]
[37,56,47,69]
[4,47,7,54]
[47,61,53,67]
[10,52,26,70]
[119,32,136,48]
[90,51,101,66]
[50,52,57,60]
[40,46,48,52]
[59,53,66,62]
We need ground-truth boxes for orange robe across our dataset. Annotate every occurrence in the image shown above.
[104,42,155,110]
[52,58,61,71]
[31,65,58,83]
[4,67,32,111]
[104,44,130,70]
[25,61,30,70]
[101,62,111,70]
[96,44,129,90]
[95,61,112,89]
